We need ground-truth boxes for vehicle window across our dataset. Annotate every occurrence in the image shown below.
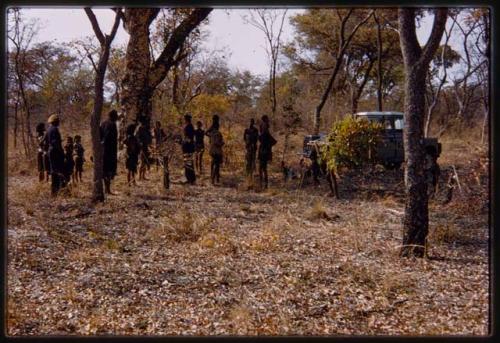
[394,117,404,130]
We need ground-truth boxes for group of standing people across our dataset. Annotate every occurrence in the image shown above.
[180,114,225,186]
[36,115,85,196]
[36,109,278,196]
[244,115,277,189]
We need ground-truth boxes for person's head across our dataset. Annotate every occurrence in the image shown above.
[155,121,161,128]
[261,115,269,124]
[126,123,136,136]
[184,114,192,124]
[212,114,220,125]
[196,121,202,129]
[48,114,60,127]
[36,122,46,135]
[249,118,255,127]
[66,136,73,144]
[108,110,118,122]
[74,135,81,143]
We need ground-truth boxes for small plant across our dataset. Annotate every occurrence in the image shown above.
[308,199,329,220]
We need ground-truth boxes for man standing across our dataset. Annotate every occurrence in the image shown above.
[206,115,224,185]
[153,121,166,170]
[182,114,196,184]
[243,118,259,188]
[46,115,65,196]
[258,115,277,189]
[194,120,205,174]
[135,116,152,180]
[36,122,50,182]
[100,110,119,194]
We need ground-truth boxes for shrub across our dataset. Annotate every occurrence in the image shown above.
[321,115,383,173]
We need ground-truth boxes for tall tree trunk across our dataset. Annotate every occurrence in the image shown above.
[13,94,19,148]
[85,7,121,203]
[375,12,383,111]
[120,8,211,131]
[399,7,448,258]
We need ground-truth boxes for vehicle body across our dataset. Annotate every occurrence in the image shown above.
[302,111,441,170]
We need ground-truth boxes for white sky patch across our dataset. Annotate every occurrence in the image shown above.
[17,8,465,80]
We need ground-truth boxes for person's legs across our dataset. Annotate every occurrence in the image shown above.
[51,173,60,196]
[211,157,216,185]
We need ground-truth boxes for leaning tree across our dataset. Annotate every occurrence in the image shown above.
[398,8,448,258]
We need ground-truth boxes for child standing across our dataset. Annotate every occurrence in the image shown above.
[73,135,85,183]
[123,124,141,186]
[63,136,75,185]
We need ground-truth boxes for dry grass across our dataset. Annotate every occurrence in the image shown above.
[6,134,489,336]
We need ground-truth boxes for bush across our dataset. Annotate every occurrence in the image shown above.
[321,115,383,173]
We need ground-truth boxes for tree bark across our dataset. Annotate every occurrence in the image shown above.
[399,8,448,258]
[374,12,383,111]
[120,8,212,130]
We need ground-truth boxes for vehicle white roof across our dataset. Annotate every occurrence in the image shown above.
[355,111,404,116]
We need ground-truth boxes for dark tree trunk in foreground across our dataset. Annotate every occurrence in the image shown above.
[85,8,121,203]
[120,8,212,130]
[374,12,383,111]
[399,8,448,258]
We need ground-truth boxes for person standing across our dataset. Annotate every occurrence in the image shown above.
[206,115,224,185]
[243,118,259,187]
[73,135,85,183]
[194,120,205,174]
[153,121,166,171]
[182,114,196,184]
[36,122,49,182]
[135,116,152,180]
[258,115,277,189]
[100,109,119,194]
[63,136,75,185]
[123,123,141,186]
[46,115,65,196]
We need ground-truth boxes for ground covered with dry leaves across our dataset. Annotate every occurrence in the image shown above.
[7,137,489,336]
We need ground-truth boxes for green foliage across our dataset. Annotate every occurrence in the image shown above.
[321,115,383,172]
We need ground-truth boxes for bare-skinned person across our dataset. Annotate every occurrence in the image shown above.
[258,115,277,189]
[206,115,224,185]
[243,118,259,188]
[194,120,205,174]
[73,135,85,183]
[36,122,50,182]
[100,109,119,195]
[181,114,196,185]
[63,136,75,185]
[135,116,152,181]
[123,123,141,186]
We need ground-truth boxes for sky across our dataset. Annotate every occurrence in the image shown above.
[18,8,461,78]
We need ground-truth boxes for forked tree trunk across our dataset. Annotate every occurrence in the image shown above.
[399,8,448,258]
[85,7,121,203]
[120,8,212,131]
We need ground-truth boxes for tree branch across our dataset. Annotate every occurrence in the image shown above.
[84,8,105,46]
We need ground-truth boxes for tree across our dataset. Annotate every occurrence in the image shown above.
[398,8,448,258]
[84,7,121,203]
[7,8,39,157]
[424,18,459,137]
[119,8,212,129]
[244,9,288,125]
